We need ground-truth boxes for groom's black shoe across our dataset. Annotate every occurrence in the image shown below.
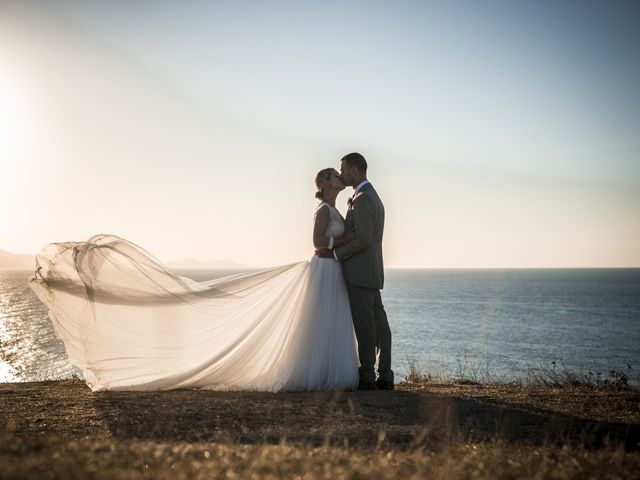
[357,381,377,391]
[375,379,394,391]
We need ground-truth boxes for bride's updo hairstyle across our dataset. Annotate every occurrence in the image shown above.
[314,168,333,200]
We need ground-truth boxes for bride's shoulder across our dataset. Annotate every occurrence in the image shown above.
[315,202,331,212]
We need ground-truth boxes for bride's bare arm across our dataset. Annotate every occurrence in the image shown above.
[313,206,354,249]
[313,207,332,249]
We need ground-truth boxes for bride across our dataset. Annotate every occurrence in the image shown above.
[29,168,359,392]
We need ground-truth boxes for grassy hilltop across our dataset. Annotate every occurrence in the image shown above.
[1,376,639,479]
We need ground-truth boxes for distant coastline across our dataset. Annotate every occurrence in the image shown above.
[1,247,638,271]
[0,250,34,270]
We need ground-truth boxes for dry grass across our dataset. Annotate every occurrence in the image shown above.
[1,378,639,479]
[1,436,637,480]
[404,357,635,389]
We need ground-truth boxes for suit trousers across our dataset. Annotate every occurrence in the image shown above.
[346,284,394,384]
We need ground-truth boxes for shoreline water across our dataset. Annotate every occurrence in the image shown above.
[2,267,639,386]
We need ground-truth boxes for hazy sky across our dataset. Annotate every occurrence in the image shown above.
[1,0,639,267]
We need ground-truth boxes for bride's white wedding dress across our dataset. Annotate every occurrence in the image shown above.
[29,203,358,392]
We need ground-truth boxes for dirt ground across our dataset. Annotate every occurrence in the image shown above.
[1,380,639,479]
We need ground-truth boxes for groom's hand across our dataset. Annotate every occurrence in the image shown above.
[344,229,356,243]
[315,248,334,258]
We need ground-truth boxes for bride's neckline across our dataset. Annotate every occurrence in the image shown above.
[319,201,336,209]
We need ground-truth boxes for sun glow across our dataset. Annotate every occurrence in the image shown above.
[0,2,638,267]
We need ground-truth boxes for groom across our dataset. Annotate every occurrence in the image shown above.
[319,152,394,391]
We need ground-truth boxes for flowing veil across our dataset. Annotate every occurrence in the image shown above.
[29,234,318,391]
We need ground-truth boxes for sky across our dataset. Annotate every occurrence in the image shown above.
[1,0,639,267]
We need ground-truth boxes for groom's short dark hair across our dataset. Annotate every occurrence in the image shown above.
[341,152,367,174]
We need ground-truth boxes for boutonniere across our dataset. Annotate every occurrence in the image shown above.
[347,196,355,209]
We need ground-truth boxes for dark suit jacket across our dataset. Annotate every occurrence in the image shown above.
[334,182,385,289]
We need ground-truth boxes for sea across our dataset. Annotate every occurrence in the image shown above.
[1,268,639,385]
